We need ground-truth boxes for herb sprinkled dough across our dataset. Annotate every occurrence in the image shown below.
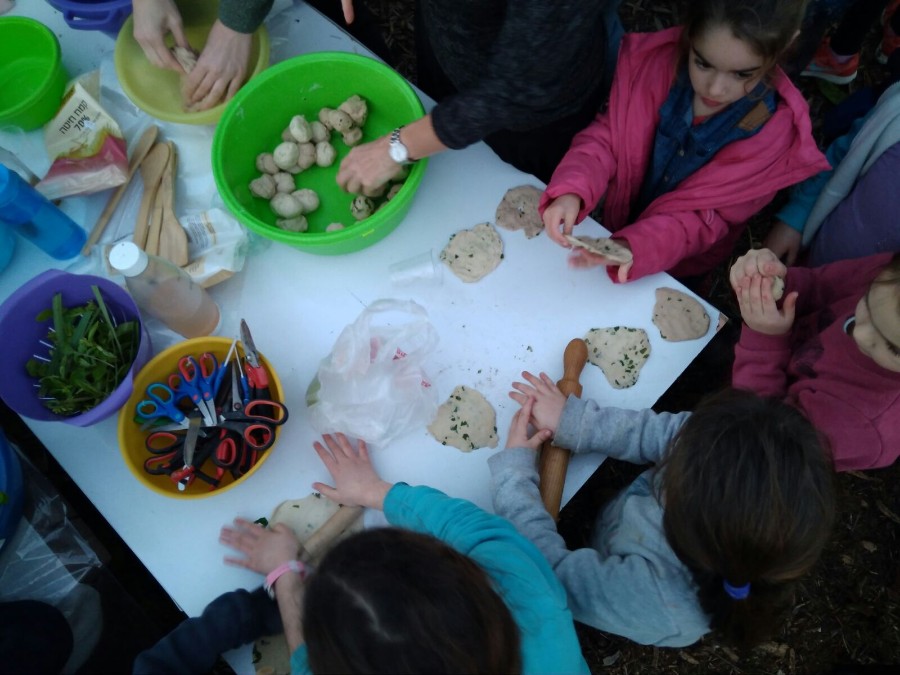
[428,385,499,452]
[565,235,634,264]
[440,222,504,282]
[652,287,710,342]
[584,327,651,389]
[495,185,543,238]
[270,494,363,562]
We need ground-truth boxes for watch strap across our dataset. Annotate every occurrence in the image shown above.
[264,559,309,599]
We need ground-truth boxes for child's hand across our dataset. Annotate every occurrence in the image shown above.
[509,371,566,434]
[312,433,392,511]
[542,193,582,246]
[220,518,300,576]
[729,248,786,292]
[505,396,552,450]
[763,221,802,266]
[568,248,633,283]
[736,273,797,335]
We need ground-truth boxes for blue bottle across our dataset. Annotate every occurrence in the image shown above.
[0,163,86,260]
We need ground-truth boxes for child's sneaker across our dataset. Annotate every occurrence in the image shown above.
[878,0,900,64]
[801,38,859,84]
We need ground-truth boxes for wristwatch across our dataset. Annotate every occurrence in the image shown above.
[388,127,414,164]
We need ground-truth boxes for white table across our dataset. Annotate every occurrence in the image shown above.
[2,2,720,671]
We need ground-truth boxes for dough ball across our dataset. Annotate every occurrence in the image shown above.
[310,121,330,143]
[440,222,503,283]
[652,287,710,342]
[170,45,199,73]
[495,185,543,239]
[270,193,303,218]
[276,215,309,232]
[428,385,498,452]
[325,222,345,232]
[584,326,651,389]
[255,153,278,175]
[289,115,313,143]
[292,188,320,213]
[565,235,633,264]
[771,276,785,301]
[273,142,300,171]
[249,174,276,199]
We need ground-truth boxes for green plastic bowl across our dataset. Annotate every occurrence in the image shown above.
[212,52,427,255]
[0,17,68,131]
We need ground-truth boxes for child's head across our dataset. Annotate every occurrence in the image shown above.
[303,527,522,674]
[660,389,834,647]
[680,0,807,106]
[852,253,900,373]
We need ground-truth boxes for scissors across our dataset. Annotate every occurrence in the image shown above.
[240,320,271,402]
[171,354,219,425]
[136,382,190,429]
[206,429,241,489]
[218,398,288,454]
[170,412,203,490]
[143,450,181,476]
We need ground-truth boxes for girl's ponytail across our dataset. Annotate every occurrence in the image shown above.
[660,389,835,648]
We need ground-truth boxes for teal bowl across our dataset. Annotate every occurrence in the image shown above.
[212,52,427,255]
[0,17,68,131]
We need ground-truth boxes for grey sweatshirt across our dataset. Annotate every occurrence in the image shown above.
[422,0,610,149]
[489,396,711,647]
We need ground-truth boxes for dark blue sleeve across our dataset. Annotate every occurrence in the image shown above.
[133,587,282,675]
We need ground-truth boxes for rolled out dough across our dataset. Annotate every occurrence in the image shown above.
[440,222,504,283]
[428,385,498,452]
[584,326,651,389]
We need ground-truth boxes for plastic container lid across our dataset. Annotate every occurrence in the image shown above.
[108,241,149,277]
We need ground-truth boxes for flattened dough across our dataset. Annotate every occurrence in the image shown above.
[440,222,503,282]
[428,385,498,452]
[495,185,543,238]
[270,493,364,561]
[257,494,365,675]
[652,287,710,342]
[584,326,651,389]
[565,235,633,264]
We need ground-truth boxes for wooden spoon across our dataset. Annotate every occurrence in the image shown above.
[132,142,170,250]
[156,142,190,267]
[81,124,159,255]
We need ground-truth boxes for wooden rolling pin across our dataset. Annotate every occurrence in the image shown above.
[298,505,364,564]
[538,338,588,521]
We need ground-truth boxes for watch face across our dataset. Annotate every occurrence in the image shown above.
[389,140,408,163]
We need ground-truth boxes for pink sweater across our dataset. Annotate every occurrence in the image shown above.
[732,253,900,472]
[541,27,829,281]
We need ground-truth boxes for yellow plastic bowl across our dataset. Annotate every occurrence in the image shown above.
[113,0,269,125]
[117,337,285,499]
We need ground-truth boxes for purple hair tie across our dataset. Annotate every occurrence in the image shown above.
[723,580,750,600]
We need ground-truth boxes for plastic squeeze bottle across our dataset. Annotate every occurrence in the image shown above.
[108,241,220,338]
[0,163,86,259]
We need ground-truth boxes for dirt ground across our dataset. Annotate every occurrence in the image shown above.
[365,1,900,672]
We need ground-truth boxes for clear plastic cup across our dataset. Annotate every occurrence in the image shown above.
[389,249,442,286]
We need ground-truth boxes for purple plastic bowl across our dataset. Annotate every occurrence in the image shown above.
[0,269,152,426]
[44,0,132,39]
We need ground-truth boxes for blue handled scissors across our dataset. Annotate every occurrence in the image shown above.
[174,354,219,425]
[135,382,190,429]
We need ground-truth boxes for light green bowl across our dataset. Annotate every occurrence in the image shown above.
[212,52,427,255]
[0,17,68,131]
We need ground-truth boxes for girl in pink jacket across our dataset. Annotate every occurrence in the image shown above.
[730,248,900,472]
[541,0,829,283]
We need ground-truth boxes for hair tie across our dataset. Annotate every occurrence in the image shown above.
[723,580,751,600]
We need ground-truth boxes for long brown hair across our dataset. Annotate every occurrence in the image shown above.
[303,527,522,673]
[660,389,834,648]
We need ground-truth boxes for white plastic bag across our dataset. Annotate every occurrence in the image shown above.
[306,300,439,446]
